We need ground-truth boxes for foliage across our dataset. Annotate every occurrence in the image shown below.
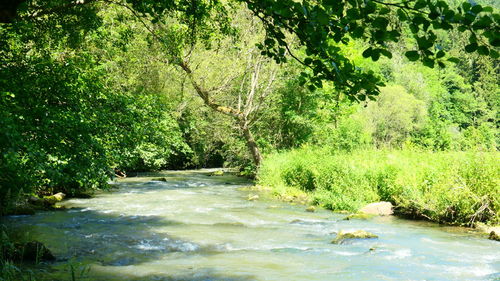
[0,4,191,214]
[0,0,498,220]
[364,85,427,147]
[258,148,500,225]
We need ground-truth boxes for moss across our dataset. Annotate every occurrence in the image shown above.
[210,170,224,176]
[305,206,316,212]
[332,230,378,244]
[489,231,500,241]
[343,213,376,220]
[43,192,65,204]
[247,194,259,201]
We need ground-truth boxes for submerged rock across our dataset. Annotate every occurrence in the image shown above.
[213,222,245,227]
[305,206,316,212]
[343,213,376,220]
[332,230,378,244]
[151,177,168,182]
[489,231,500,241]
[359,201,394,216]
[247,194,259,201]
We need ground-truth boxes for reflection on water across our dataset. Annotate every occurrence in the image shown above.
[3,169,500,280]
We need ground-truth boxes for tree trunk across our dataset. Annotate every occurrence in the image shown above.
[179,61,263,167]
[240,121,262,167]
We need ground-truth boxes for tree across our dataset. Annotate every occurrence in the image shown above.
[4,0,498,97]
[2,0,499,166]
[156,11,280,167]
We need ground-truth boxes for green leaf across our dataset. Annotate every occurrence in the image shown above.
[490,49,499,59]
[447,57,460,63]
[379,8,391,15]
[464,43,478,53]
[471,5,482,14]
[483,6,493,13]
[380,49,392,58]
[423,58,435,68]
[316,10,330,25]
[397,9,407,21]
[436,50,445,58]
[417,37,433,50]
[410,24,419,34]
[489,37,500,47]
[414,0,427,9]
[371,50,381,61]
[362,47,373,58]
[462,2,471,11]
[477,45,489,55]
[264,38,274,46]
[469,34,477,43]
[373,17,389,29]
[405,51,420,61]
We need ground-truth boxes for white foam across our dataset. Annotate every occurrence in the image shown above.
[384,249,412,260]
[333,251,358,256]
[194,207,213,213]
[133,241,163,251]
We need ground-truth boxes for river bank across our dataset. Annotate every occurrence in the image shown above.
[257,148,500,227]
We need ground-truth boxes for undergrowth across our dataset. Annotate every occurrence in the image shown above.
[257,147,499,226]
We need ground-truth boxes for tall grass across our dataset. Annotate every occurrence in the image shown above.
[257,147,499,225]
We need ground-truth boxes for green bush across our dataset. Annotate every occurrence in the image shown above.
[258,148,500,225]
[281,155,318,191]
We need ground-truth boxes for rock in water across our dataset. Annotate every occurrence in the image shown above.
[359,201,394,216]
[211,170,224,176]
[43,192,66,204]
[332,230,378,244]
[489,231,500,241]
[53,192,65,201]
[305,206,316,212]
[152,177,168,181]
[247,194,259,201]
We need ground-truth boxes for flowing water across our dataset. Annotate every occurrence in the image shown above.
[3,169,500,280]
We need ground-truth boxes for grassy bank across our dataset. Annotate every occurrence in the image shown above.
[257,148,499,226]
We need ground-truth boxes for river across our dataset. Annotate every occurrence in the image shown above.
[3,169,500,280]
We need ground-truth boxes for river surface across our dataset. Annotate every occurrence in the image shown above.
[3,169,500,280]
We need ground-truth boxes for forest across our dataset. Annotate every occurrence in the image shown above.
[0,0,499,279]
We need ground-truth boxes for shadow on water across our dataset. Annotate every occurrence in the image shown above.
[2,205,251,280]
[2,172,256,280]
[77,268,258,281]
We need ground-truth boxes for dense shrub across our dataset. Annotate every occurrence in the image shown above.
[258,148,500,225]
